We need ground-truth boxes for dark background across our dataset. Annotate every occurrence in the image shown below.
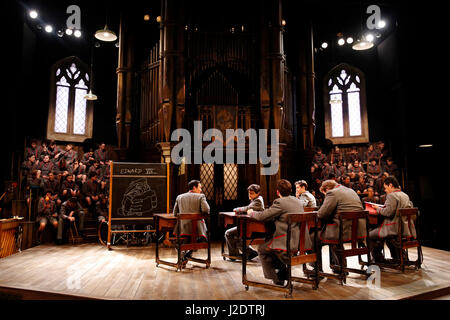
[1,0,447,249]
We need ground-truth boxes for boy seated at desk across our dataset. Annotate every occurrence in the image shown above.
[224,184,264,261]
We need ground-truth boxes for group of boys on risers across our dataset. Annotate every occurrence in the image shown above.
[174,175,414,287]
[21,139,111,244]
[310,141,400,206]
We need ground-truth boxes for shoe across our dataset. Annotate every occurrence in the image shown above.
[185,250,193,259]
[180,254,189,268]
[277,268,288,281]
[247,250,258,261]
[331,268,349,276]
[273,278,285,286]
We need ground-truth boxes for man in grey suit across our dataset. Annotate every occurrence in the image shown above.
[368,176,414,262]
[317,180,366,272]
[224,184,264,261]
[248,180,311,286]
[173,180,210,263]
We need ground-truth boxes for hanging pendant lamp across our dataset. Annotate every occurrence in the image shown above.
[95,7,117,42]
[352,35,374,51]
[95,24,117,42]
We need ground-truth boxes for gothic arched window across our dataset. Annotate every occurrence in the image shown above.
[46,56,94,142]
[323,64,369,144]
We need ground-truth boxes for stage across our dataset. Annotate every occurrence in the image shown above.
[0,243,449,300]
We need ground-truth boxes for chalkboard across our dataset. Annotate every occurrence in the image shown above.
[109,162,168,224]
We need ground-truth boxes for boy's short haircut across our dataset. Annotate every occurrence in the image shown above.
[295,180,308,189]
[247,184,261,194]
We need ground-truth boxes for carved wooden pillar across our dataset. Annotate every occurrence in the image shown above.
[299,19,316,150]
[269,0,284,131]
[260,0,285,202]
[160,0,185,143]
[306,21,316,148]
[116,12,135,150]
[259,1,270,131]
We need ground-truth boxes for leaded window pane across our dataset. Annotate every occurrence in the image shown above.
[74,88,87,135]
[223,164,238,200]
[330,96,344,137]
[200,163,215,200]
[348,83,362,136]
[55,86,69,133]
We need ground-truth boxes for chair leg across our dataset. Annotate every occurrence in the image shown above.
[417,245,423,269]
[314,261,319,290]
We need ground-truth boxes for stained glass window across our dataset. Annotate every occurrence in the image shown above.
[48,57,92,142]
[325,63,369,144]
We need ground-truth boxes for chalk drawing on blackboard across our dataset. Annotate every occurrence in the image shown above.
[117,178,158,217]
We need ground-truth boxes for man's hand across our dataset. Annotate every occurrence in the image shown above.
[69,216,75,222]
[69,211,74,217]
[247,209,254,215]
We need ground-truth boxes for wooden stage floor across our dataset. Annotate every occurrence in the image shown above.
[0,242,449,300]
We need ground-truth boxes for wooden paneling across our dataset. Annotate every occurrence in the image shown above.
[140,43,161,147]
[0,219,19,258]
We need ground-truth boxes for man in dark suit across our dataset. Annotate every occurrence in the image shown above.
[224,184,264,261]
[173,180,210,264]
[248,179,310,286]
[317,179,366,273]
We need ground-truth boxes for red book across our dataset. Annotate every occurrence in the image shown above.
[365,202,383,215]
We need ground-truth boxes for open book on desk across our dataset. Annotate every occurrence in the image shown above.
[364,202,385,215]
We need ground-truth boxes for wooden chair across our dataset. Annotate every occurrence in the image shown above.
[373,208,423,272]
[320,210,370,285]
[155,213,211,272]
[242,212,319,297]
[69,221,83,244]
[285,212,320,296]
[304,207,319,229]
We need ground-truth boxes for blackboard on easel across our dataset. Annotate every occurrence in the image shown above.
[108,162,168,225]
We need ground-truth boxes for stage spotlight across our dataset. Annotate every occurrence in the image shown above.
[45,25,53,33]
[57,30,64,37]
[366,33,374,42]
[346,37,354,44]
[29,10,38,19]
[156,16,162,23]
[74,30,82,38]
[65,28,73,36]
[321,42,328,49]
[115,42,120,48]
[378,20,386,29]
[144,14,150,21]
[282,20,286,26]
[338,38,345,46]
